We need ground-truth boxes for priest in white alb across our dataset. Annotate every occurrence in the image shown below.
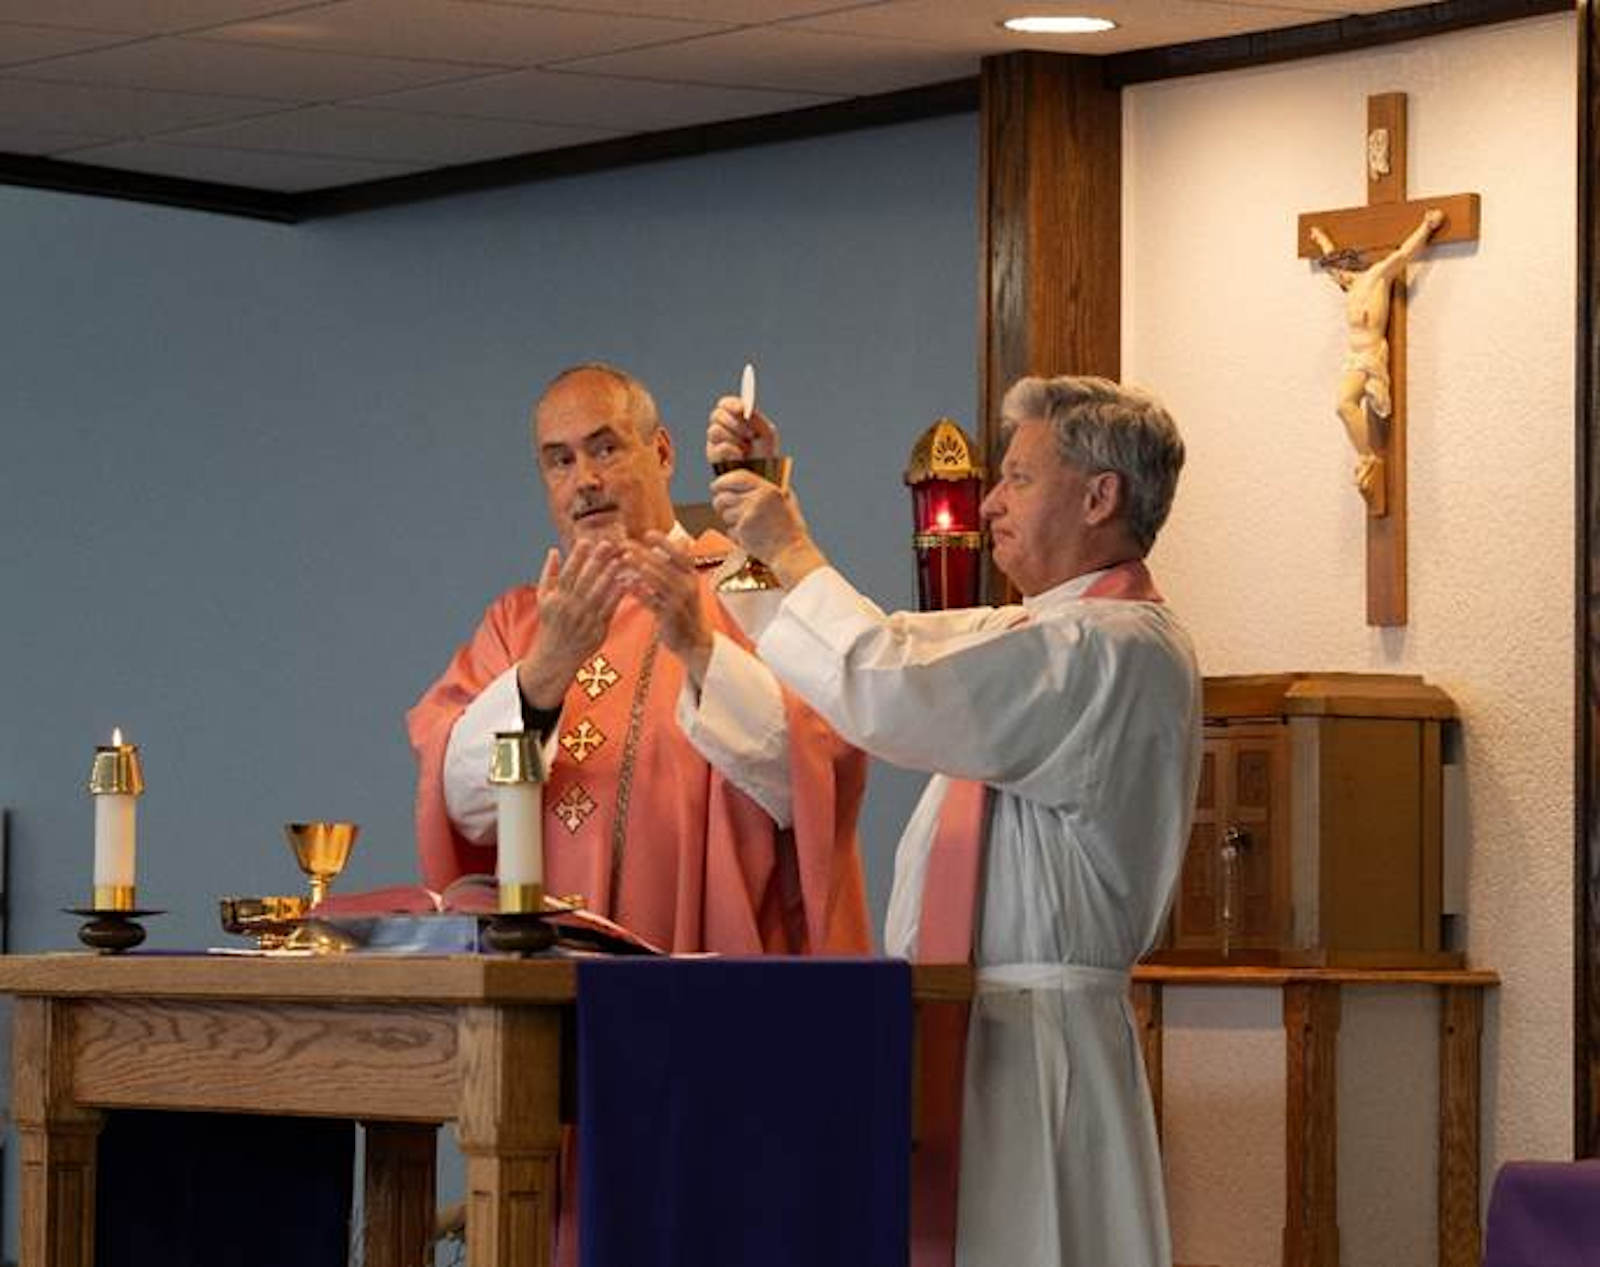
[641,374,1203,1267]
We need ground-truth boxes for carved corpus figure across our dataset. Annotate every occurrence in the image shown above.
[1308,207,1444,512]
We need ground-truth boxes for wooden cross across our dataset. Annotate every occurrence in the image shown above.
[1296,92,1480,626]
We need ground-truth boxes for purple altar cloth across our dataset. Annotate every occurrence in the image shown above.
[1483,1160,1600,1267]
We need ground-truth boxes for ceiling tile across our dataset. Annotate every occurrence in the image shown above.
[0,76,282,136]
[207,0,727,67]
[782,0,1348,54]
[0,120,111,153]
[0,21,134,67]
[60,137,420,190]
[355,67,830,130]
[8,34,507,101]
[158,102,617,162]
[473,0,881,20]
[0,0,317,37]
[556,26,979,95]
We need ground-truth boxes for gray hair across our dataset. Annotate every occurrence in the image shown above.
[536,361,661,438]
[1000,375,1184,553]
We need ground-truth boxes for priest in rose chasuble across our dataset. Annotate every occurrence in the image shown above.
[701,375,1202,1267]
[409,362,870,956]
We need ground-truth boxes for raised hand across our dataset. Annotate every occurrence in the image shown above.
[710,469,826,588]
[620,532,715,685]
[707,395,781,464]
[516,538,625,709]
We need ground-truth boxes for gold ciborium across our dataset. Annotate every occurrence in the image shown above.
[710,455,793,592]
[219,895,309,951]
[284,821,359,909]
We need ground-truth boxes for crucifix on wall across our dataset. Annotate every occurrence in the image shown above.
[1296,91,1480,627]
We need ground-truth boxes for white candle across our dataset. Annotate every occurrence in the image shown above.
[496,782,543,887]
[94,795,137,888]
[91,727,139,902]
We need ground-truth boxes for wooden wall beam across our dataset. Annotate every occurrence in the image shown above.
[978,52,1121,602]
[1578,0,1600,1161]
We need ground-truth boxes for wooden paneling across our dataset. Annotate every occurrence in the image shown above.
[1319,717,1425,952]
[69,999,459,1121]
[978,51,1120,604]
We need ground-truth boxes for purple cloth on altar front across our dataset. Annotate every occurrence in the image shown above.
[1483,1160,1600,1267]
[576,957,911,1267]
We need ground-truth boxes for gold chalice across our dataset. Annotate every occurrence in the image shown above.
[711,455,793,592]
[284,821,359,908]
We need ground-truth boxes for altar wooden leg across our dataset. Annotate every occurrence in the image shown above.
[364,1122,438,1267]
[1437,986,1484,1267]
[456,1005,563,1267]
[1283,982,1341,1267]
[13,997,103,1267]
[1130,981,1164,1140]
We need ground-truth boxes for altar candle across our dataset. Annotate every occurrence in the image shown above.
[489,732,545,913]
[88,727,144,910]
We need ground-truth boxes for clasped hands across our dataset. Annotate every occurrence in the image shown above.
[517,535,717,700]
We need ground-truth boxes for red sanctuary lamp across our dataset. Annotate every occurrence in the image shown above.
[904,417,986,611]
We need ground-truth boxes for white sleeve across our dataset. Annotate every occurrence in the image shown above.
[675,631,793,828]
[443,666,562,845]
[755,567,1105,802]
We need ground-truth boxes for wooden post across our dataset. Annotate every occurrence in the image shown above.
[364,1122,439,1267]
[979,51,1120,604]
[1130,980,1164,1141]
[1577,0,1600,1162]
[1283,981,1341,1267]
[13,997,103,1267]
[456,1005,564,1267]
[1438,986,1484,1267]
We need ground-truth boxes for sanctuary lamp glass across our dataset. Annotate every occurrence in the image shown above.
[905,418,985,610]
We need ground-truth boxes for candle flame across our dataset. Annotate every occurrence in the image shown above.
[111,726,123,747]
[935,508,953,531]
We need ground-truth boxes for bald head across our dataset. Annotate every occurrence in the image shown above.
[532,364,677,549]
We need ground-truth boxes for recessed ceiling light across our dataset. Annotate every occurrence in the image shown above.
[1001,15,1118,35]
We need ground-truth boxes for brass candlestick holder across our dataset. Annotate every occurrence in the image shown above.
[284,821,359,909]
[74,734,158,952]
[711,455,793,592]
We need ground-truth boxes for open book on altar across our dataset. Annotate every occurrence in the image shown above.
[309,874,664,956]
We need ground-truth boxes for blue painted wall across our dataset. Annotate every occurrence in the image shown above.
[1,113,976,943]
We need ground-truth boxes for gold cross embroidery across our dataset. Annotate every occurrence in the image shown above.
[560,719,606,763]
[575,654,621,700]
[552,784,597,834]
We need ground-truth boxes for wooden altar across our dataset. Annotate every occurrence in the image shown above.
[0,954,970,1267]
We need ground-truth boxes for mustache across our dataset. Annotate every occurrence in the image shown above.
[571,492,619,520]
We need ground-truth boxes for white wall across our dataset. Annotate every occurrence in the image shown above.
[1125,15,1576,1266]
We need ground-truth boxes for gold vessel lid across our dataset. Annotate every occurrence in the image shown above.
[87,744,144,796]
[904,417,984,485]
[489,731,546,785]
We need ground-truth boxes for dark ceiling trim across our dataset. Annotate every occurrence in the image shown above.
[0,151,299,222]
[1103,0,1573,87]
[298,76,980,219]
